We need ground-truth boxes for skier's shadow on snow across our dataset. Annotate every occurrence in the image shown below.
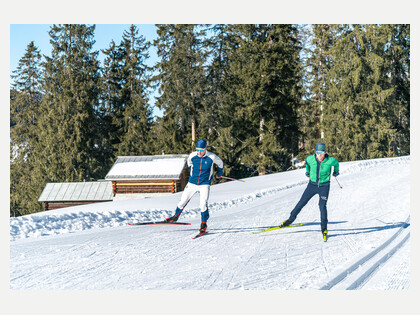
[268,221,409,239]
[325,221,410,238]
[189,221,341,234]
[197,221,408,237]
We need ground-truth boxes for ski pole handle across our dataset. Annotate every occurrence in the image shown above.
[220,176,246,182]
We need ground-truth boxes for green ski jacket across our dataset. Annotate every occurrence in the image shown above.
[306,154,339,185]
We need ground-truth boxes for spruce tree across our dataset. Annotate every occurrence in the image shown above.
[201,24,242,176]
[153,24,207,152]
[320,24,409,161]
[116,25,153,156]
[225,24,302,175]
[381,24,410,156]
[200,24,231,145]
[35,24,103,184]
[300,25,335,157]
[100,40,125,160]
[10,41,44,215]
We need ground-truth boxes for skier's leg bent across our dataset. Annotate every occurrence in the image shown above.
[165,183,197,222]
[177,183,197,210]
[288,183,317,222]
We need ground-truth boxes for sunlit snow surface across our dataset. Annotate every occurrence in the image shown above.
[10,156,410,290]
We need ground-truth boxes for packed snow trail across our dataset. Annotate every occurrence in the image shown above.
[10,157,410,289]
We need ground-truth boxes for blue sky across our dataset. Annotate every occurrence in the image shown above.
[10,24,162,116]
[10,24,159,72]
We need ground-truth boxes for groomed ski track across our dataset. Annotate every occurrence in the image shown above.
[10,157,410,290]
[319,215,410,290]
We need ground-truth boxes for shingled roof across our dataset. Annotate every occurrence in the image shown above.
[38,181,113,202]
[104,154,189,181]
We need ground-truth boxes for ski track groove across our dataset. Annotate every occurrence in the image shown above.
[319,215,410,290]
[321,245,330,278]
[341,233,358,254]
[226,232,269,289]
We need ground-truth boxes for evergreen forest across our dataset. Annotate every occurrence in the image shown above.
[10,24,410,216]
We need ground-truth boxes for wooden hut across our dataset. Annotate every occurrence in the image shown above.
[105,154,190,198]
[38,181,113,211]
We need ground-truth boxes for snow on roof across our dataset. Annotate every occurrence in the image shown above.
[104,155,189,180]
[38,181,113,202]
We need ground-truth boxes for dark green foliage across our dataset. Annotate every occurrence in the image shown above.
[222,24,303,175]
[101,25,153,157]
[10,42,44,216]
[300,24,409,161]
[36,24,103,182]
[153,24,207,151]
[118,25,153,155]
[319,25,409,160]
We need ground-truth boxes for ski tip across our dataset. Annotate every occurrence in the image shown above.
[192,232,208,239]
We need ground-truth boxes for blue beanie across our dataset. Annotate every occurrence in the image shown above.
[196,139,207,149]
[315,142,326,152]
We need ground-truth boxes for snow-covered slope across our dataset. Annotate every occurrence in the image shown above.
[10,156,410,290]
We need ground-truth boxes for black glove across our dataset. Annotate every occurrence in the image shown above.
[305,172,310,178]
[333,171,339,177]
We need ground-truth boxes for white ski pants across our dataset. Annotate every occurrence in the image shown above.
[177,183,210,213]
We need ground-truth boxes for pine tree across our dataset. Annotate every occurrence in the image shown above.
[153,24,207,152]
[100,39,125,160]
[200,24,231,145]
[381,24,410,156]
[320,24,409,161]
[10,41,44,216]
[225,24,302,175]
[35,24,103,184]
[201,24,242,176]
[116,25,153,156]
[300,25,336,157]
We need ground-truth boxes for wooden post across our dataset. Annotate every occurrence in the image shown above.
[112,181,117,196]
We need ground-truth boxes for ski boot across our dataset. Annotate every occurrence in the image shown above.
[322,228,328,242]
[164,214,179,223]
[279,219,292,228]
[200,222,207,233]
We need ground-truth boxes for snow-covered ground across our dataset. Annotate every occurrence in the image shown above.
[10,156,411,291]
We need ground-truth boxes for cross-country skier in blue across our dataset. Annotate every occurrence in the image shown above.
[164,139,224,234]
[279,142,339,241]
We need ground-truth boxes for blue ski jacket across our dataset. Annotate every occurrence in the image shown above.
[187,151,223,185]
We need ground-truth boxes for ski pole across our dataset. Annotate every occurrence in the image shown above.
[334,176,343,189]
[220,176,246,182]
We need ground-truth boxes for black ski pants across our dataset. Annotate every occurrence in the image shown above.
[288,181,330,231]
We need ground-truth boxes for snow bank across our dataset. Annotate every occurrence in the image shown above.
[9,156,409,241]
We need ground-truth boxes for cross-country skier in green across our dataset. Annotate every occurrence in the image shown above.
[279,142,339,241]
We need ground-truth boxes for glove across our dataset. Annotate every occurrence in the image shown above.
[305,172,310,178]
[333,171,339,177]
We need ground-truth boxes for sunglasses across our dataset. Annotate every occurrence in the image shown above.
[196,148,206,152]
[316,151,325,155]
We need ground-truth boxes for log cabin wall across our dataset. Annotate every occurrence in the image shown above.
[111,165,190,196]
[43,200,111,211]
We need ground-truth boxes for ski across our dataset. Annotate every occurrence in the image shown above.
[128,221,191,226]
[192,231,208,239]
[323,231,328,242]
[253,223,303,234]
